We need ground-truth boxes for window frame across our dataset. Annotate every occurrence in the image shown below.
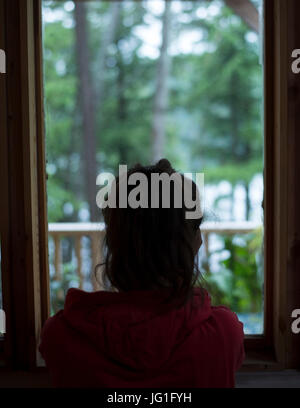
[0,0,299,375]
[0,0,49,370]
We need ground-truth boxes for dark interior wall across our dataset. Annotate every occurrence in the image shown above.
[287,0,300,369]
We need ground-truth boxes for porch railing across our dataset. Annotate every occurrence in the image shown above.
[48,221,262,290]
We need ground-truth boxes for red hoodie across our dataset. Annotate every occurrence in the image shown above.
[39,287,245,388]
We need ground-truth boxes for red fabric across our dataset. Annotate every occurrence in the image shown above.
[39,287,245,388]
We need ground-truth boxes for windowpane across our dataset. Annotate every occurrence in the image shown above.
[42,0,264,333]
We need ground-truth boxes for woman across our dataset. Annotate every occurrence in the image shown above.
[39,159,244,387]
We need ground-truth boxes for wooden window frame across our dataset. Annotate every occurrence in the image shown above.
[0,0,49,370]
[0,0,299,379]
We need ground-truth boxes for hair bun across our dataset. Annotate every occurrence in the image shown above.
[156,158,173,172]
[132,162,143,170]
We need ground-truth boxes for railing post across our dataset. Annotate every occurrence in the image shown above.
[75,236,83,289]
[54,235,61,281]
[202,231,210,275]
[203,232,209,259]
[91,233,103,291]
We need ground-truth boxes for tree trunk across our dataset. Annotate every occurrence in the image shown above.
[244,181,251,220]
[151,0,172,163]
[116,46,128,163]
[230,185,235,220]
[74,2,98,221]
[95,1,121,116]
[115,3,128,164]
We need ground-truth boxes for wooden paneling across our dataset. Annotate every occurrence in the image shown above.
[33,0,50,328]
[286,0,300,368]
[263,0,276,360]
[0,0,49,369]
[0,0,11,364]
[266,0,300,368]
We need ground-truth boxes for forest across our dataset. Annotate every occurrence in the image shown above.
[42,0,264,333]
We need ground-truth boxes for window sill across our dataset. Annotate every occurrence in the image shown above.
[0,367,299,388]
[236,370,300,388]
[240,350,283,371]
[0,369,52,388]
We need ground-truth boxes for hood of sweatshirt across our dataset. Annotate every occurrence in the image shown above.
[61,287,212,372]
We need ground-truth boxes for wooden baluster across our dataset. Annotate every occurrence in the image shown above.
[91,231,102,290]
[204,232,209,259]
[54,235,61,280]
[98,231,105,290]
[75,236,83,289]
[203,232,210,275]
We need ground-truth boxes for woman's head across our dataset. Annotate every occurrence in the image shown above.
[99,159,204,306]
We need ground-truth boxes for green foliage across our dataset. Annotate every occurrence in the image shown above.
[50,262,80,314]
[203,227,263,313]
[43,0,263,222]
[204,159,262,184]
[170,4,263,182]
[43,1,264,321]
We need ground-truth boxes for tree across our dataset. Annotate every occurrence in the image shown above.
[170,1,262,219]
[94,1,121,121]
[44,0,262,222]
[74,2,98,221]
[151,0,172,163]
[74,1,121,221]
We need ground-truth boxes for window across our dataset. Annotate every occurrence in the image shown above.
[1,0,300,371]
[42,0,265,335]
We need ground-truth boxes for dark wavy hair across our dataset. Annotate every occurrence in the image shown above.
[97,159,205,308]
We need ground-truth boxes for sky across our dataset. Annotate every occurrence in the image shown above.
[42,0,259,60]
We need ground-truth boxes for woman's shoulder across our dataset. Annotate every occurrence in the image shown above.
[211,305,244,343]
[39,310,65,353]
